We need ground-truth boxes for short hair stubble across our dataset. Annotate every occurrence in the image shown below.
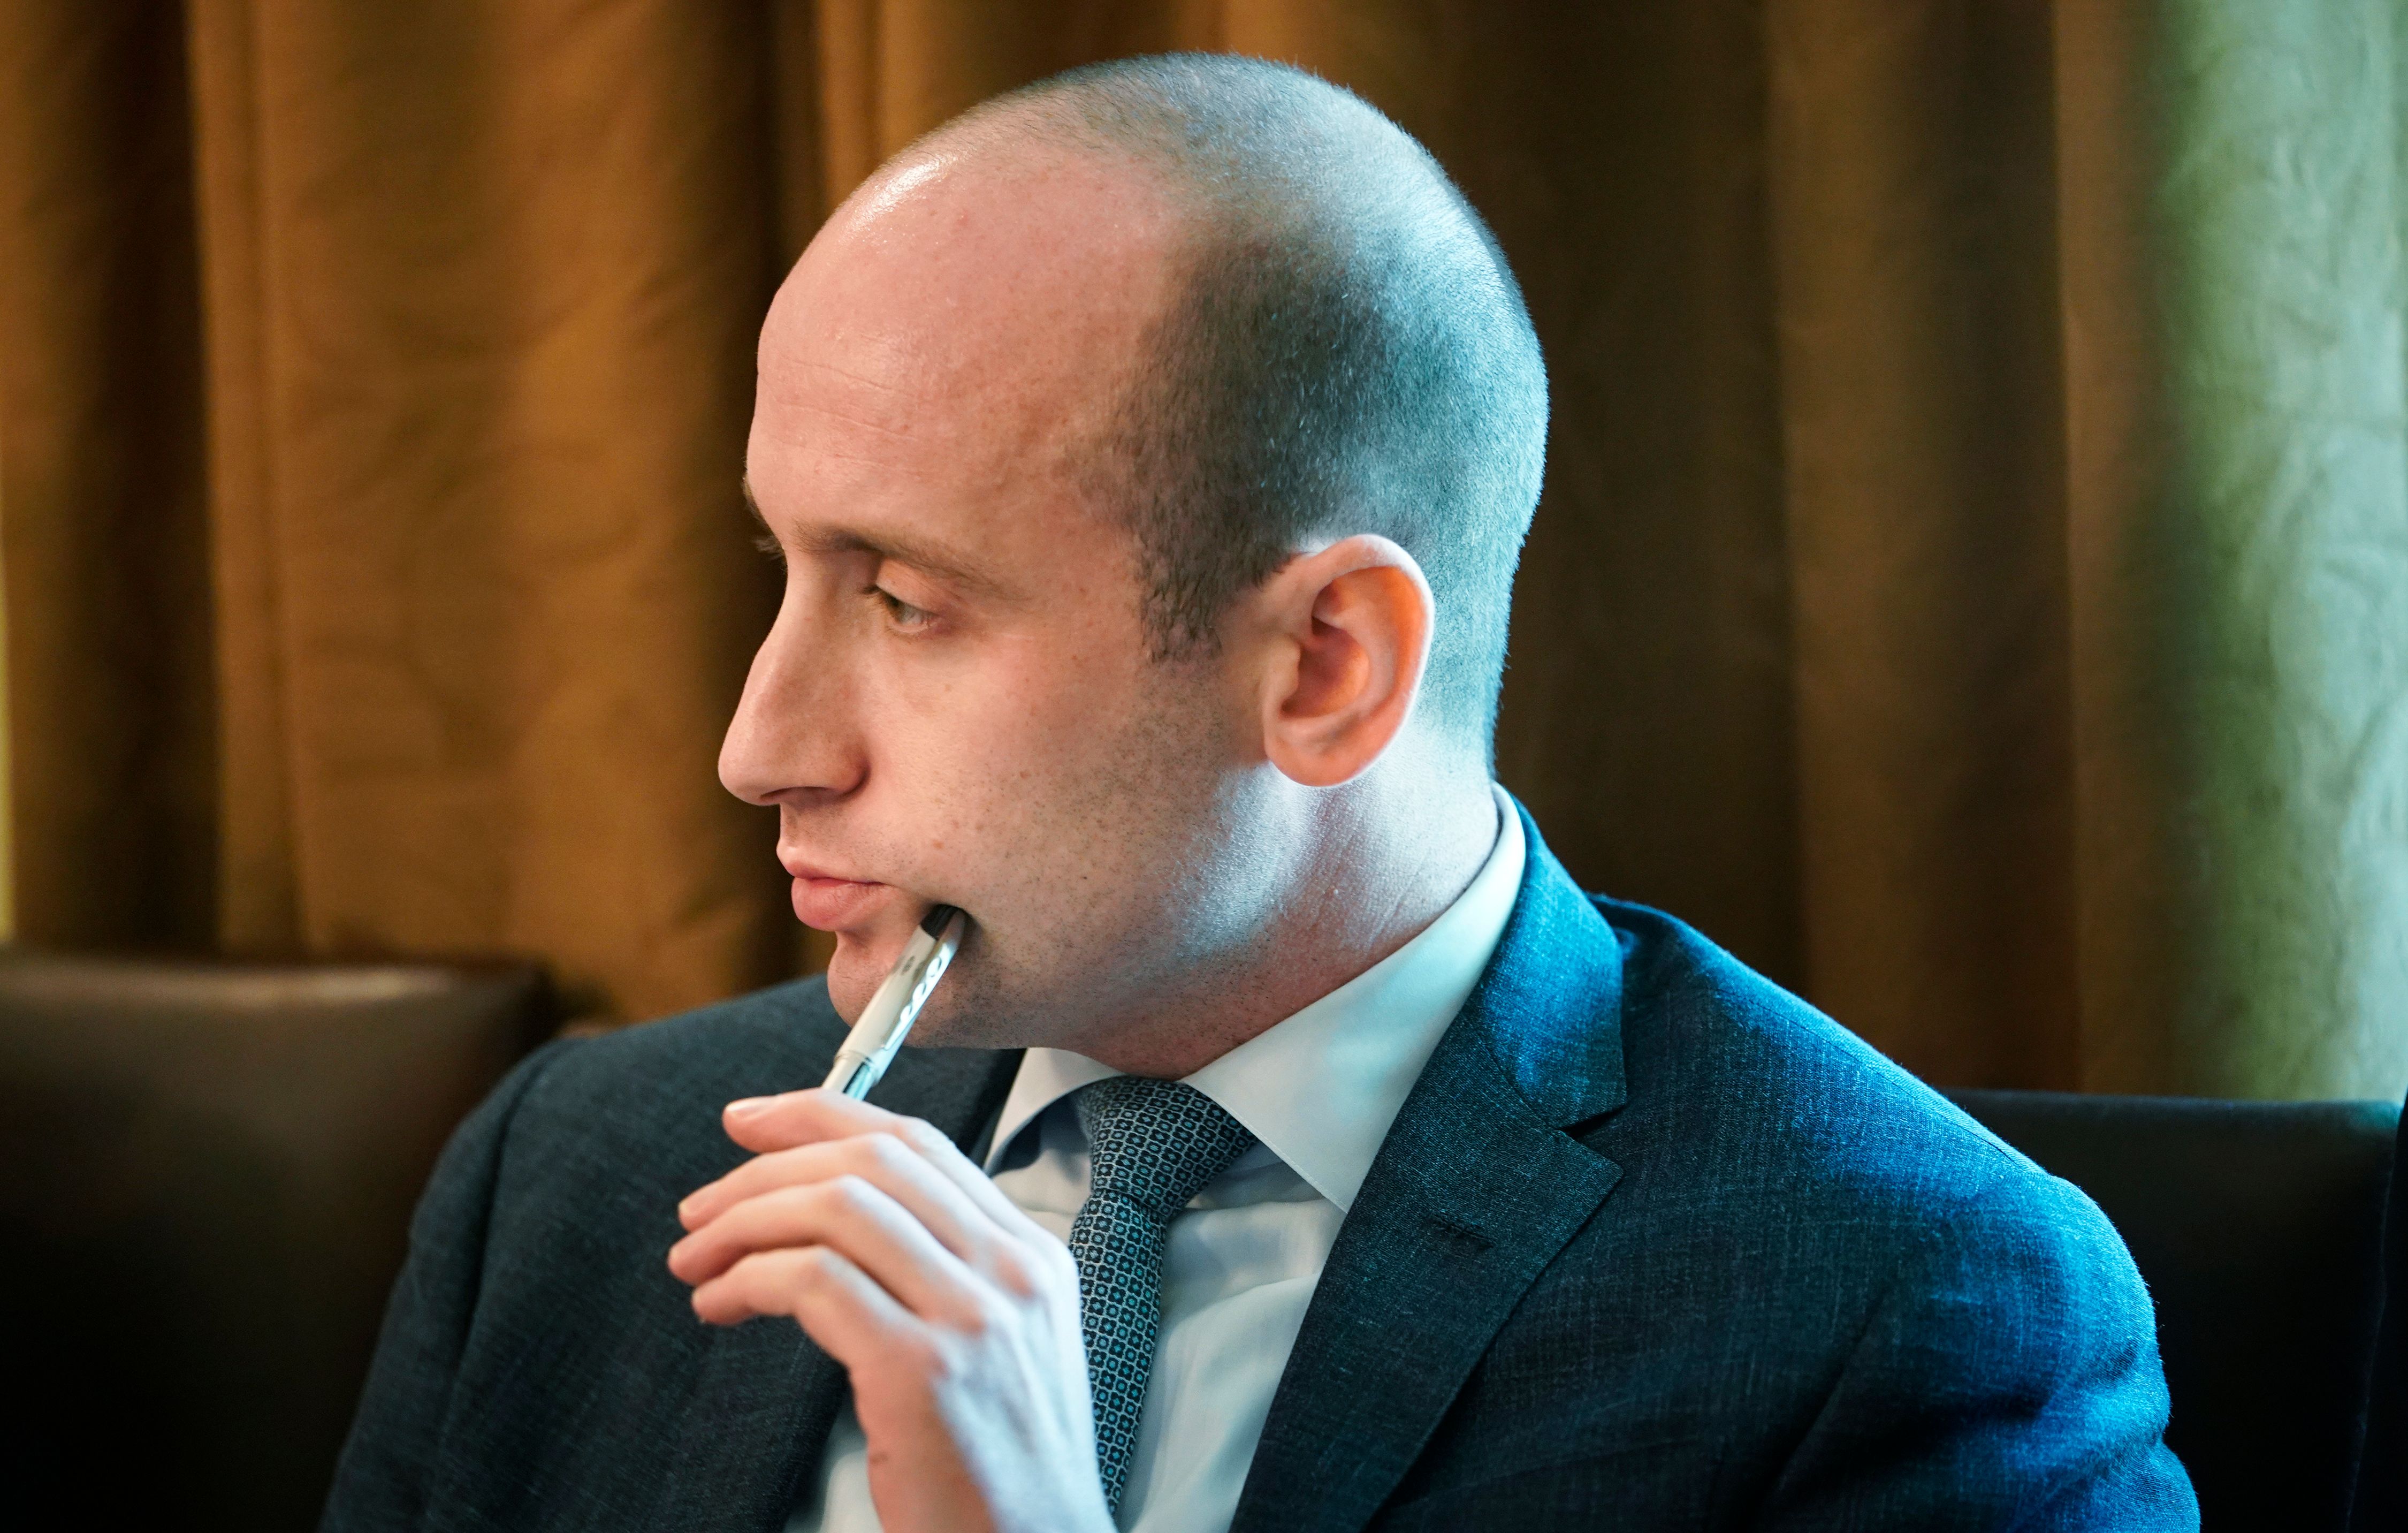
[929,54,1549,748]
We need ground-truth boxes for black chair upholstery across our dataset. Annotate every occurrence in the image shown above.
[2355,1099,2405,1533]
[1949,1088,2400,1533]
[0,951,554,1532]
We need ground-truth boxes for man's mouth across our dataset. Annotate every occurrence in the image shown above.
[780,860,895,931]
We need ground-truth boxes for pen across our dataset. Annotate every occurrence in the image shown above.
[820,904,969,1098]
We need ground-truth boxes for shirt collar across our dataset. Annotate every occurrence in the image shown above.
[981,784,1526,1213]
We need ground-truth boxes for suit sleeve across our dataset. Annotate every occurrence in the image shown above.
[319,1038,582,1533]
[1757,1169,2200,1531]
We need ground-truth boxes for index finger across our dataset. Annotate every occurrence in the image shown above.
[721,1088,1047,1241]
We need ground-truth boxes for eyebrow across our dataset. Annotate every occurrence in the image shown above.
[742,477,1010,599]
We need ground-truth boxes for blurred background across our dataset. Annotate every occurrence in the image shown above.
[3,0,2406,1101]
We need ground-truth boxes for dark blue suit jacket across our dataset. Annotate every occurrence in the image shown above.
[324,808,2198,1530]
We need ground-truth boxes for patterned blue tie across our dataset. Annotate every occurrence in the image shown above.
[1068,1076,1258,1511]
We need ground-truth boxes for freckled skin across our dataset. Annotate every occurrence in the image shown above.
[719,138,1495,1079]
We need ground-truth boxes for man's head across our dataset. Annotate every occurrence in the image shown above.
[721,55,1546,1063]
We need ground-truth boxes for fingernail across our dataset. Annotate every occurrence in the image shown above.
[727,1096,770,1117]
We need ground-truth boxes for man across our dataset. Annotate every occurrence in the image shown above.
[323,54,2197,1533]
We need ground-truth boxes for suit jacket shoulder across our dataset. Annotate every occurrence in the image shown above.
[322,977,1018,1533]
[1598,891,2043,1273]
[1354,867,2196,1531]
[1605,899,2187,1523]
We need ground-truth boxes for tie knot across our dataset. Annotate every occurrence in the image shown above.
[1074,1076,1256,1223]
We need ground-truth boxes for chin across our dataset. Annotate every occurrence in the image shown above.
[816,908,1077,1050]
[819,920,984,1033]
[820,931,898,1023]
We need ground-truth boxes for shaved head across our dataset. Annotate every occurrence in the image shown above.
[730,54,1536,1063]
[907,55,1549,746]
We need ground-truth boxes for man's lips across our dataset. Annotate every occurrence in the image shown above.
[788,875,891,931]
[781,862,894,931]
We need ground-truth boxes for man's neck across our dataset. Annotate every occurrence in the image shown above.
[1071,770,1502,1080]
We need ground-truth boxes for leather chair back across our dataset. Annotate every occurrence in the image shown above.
[2353,1099,2404,1533]
[0,952,553,1532]
[1949,1088,2399,1533]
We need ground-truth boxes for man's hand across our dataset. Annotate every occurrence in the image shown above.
[668,1089,1112,1533]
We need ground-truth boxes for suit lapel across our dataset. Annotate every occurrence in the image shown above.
[1230,807,1630,1533]
[657,1043,1021,1532]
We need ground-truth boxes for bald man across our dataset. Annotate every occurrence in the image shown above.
[323,55,2196,1533]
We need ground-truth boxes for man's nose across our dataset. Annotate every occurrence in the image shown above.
[718,601,863,806]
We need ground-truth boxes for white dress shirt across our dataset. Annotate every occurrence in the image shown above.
[789,785,1525,1533]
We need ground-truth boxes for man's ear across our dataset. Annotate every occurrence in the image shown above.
[1245,534,1435,788]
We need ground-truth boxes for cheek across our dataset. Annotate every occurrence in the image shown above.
[941,649,1218,891]
[842,626,1136,869]
[943,648,1150,827]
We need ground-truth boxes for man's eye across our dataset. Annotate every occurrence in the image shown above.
[874,587,934,629]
